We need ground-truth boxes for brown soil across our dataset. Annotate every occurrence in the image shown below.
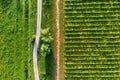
[52,0,60,80]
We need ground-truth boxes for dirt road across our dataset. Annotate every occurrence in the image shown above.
[56,0,60,80]
[32,0,42,80]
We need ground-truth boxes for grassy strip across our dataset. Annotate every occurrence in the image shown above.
[59,0,65,80]
[38,0,54,80]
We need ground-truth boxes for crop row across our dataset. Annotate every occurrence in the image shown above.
[63,0,120,79]
[64,1,120,5]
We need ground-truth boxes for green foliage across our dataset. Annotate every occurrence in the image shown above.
[64,0,120,79]
[0,0,37,79]
[31,34,36,44]
[39,0,53,80]
[40,0,53,56]
[40,27,53,56]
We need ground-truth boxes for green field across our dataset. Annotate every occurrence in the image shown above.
[0,0,54,80]
[63,0,120,79]
[2,0,120,80]
[0,0,36,79]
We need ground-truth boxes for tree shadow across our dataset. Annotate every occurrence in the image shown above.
[44,51,54,80]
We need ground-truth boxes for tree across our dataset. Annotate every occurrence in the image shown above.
[40,27,52,56]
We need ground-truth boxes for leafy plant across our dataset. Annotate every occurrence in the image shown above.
[40,27,53,56]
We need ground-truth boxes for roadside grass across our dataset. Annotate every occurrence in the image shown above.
[38,52,53,80]
[59,0,65,80]
[38,0,53,80]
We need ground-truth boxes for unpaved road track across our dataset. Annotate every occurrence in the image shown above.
[32,0,42,80]
[56,0,60,80]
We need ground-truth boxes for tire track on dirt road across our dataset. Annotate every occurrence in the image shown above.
[56,0,60,80]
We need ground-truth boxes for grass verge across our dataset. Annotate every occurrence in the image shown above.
[38,0,54,80]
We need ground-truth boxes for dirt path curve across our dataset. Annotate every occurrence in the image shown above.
[32,0,42,80]
[56,0,60,80]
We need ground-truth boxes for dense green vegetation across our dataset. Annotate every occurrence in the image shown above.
[0,0,54,79]
[63,0,120,80]
[0,0,37,79]
[38,0,53,80]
